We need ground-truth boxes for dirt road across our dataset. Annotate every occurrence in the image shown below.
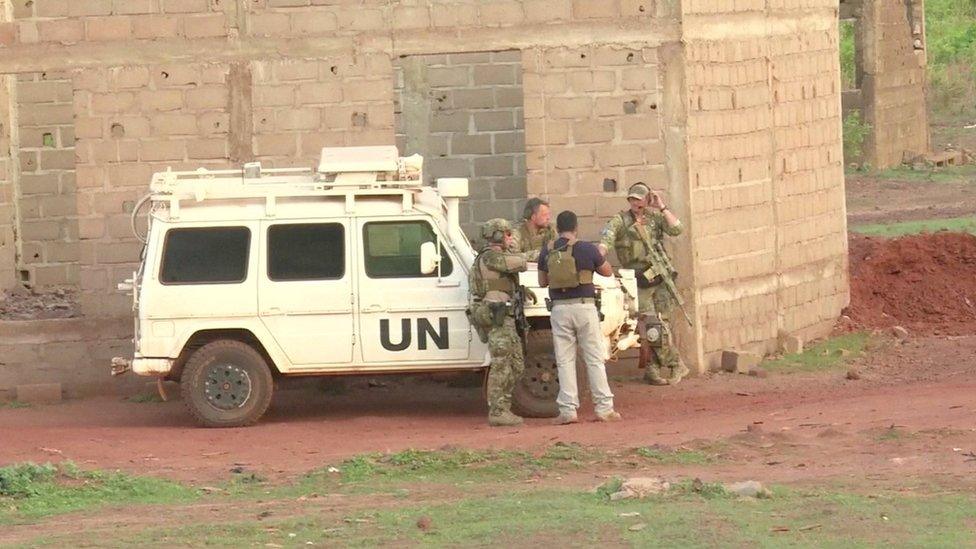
[2,335,975,485]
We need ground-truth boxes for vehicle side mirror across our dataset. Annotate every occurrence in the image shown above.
[420,241,439,275]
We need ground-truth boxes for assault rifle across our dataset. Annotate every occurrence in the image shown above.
[635,227,693,326]
[512,285,530,338]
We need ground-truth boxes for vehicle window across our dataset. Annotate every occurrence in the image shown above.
[268,223,344,281]
[160,227,250,284]
[363,221,454,278]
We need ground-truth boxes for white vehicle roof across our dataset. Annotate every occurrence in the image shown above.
[145,146,454,224]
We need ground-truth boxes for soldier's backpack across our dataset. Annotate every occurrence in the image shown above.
[547,239,593,290]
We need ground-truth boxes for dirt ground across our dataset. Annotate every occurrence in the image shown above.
[1,334,976,488]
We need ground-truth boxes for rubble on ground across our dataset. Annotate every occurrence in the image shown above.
[0,286,79,320]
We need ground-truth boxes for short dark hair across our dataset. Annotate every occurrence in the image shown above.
[522,197,549,220]
[556,210,577,233]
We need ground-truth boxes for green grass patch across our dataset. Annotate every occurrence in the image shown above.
[1,400,30,409]
[634,446,716,465]
[851,216,976,238]
[873,164,976,184]
[276,444,601,497]
[66,484,976,548]
[0,462,197,524]
[762,332,871,373]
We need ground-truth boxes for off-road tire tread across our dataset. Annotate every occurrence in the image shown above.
[512,328,560,418]
[180,339,273,428]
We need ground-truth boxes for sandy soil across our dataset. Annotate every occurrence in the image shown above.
[1,335,974,488]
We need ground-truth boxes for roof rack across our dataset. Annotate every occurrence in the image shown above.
[149,146,427,219]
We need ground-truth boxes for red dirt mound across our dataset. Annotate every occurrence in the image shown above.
[846,232,976,335]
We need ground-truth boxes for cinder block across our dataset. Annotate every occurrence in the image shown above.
[39,149,76,171]
[524,0,572,22]
[152,65,202,87]
[721,350,760,374]
[572,120,613,144]
[473,64,517,86]
[183,14,227,38]
[549,97,591,119]
[86,16,132,41]
[275,108,320,131]
[452,88,495,110]
[139,139,186,161]
[452,134,492,155]
[161,0,210,14]
[151,114,199,136]
[290,11,339,34]
[474,111,515,131]
[115,0,156,15]
[427,66,470,88]
[133,15,180,39]
[573,0,618,18]
[15,383,62,404]
[297,83,341,105]
[479,2,525,26]
[473,156,514,177]
[391,6,429,29]
[493,132,525,154]
[69,0,113,16]
[342,82,390,102]
[19,175,61,196]
[138,90,184,112]
[38,20,86,43]
[253,134,297,157]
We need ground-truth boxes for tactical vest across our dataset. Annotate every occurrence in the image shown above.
[469,250,516,300]
[547,239,594,290]
[613,211,652,269]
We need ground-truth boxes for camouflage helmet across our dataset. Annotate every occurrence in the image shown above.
[481,218,512,244]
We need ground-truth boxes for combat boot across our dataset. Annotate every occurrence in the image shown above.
[488,410,524,427]
[668,362,690,385]
[644,366,669,386]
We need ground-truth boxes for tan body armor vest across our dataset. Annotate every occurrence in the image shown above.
[546,239,594,290]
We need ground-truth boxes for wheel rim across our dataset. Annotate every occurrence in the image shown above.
[204,363,252,410]
[521,353,559,401]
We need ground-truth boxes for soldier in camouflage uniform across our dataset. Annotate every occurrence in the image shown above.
[599,183,689,386]
[510,197,556,262]
[469,218,529,427]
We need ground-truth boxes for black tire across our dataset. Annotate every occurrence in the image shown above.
[512,329,560,418]
[180,340,274,428]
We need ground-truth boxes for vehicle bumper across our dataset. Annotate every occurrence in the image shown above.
[111,357,174,377]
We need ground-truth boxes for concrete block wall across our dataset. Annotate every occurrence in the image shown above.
[14,72,79,287]
[860,0,929,168]
[0,74,15,290]
[252,55,394,168]
[682,0,849,369]
[0,318,140,399]
[395,50,526,236]
[523,46,668,243]
[73,62,234,317]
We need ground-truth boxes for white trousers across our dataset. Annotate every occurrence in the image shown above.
[550,301,615,415]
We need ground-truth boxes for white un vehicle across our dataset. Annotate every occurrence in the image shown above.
[112,146,642,427]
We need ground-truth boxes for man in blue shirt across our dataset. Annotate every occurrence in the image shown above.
[538,211,620,425]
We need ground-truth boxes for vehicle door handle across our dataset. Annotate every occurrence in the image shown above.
[262,307,282,315]
[362,304,385,313]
